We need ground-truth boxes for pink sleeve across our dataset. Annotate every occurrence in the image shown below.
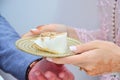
[74,28,106,43]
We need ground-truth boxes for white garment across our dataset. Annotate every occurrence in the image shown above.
[0,75,4,80]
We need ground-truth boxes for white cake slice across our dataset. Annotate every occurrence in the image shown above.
[34,32,68,54]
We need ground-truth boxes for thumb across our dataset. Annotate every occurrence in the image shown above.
[69,40,101,53]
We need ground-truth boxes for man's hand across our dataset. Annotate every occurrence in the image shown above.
[22,24,75,80]
[28,59,74,80]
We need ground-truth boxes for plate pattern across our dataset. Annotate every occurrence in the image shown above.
[16,37,81,57]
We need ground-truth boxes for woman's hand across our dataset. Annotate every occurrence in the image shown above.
[22,24,79,40]
[46,40,120,76]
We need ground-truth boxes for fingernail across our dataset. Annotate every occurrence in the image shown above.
[69,46,77,51]
[31,28,37,31]
[59,73,65,78]
[46,58,53,62]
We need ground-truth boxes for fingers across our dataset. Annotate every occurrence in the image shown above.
[45,71,74,80]
[22,29,40,38]
[22,24,69,38]
[59,71,74,80]
[36,72,47,80]
[31,25,45,34]
[30,24,56,35]
[46,49,98,65]
[70,40,106,54]
[59,72,68,80]
[29,71,47,80]
[22,32,33,38]
[38,24,67,32]
[46,41,107,65]
[37,25,45,30]
[45,71,61,80]
[22,25,44,38]
[31,28,41,35]
[46,53,86,64]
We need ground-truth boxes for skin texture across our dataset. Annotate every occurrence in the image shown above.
[22,24,75,80]
[23,24,79,40]
[47,40,120,76]
[28,59,74,80]
[25,24,120,76]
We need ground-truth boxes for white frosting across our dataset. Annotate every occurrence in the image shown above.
[34,33,67,54]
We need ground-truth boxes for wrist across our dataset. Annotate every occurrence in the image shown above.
[26,59,41,80]
[67,27,79,40]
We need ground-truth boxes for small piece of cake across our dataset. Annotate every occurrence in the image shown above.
[34,32,68,54]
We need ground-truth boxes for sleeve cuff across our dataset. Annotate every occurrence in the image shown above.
[17,54,42,80]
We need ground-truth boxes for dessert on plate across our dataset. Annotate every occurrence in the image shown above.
[34,32,68,54]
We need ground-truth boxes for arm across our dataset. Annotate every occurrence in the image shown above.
[74,28,106,43]
[0,15,41,80]
[0,18,74,80]
[30,24,104,43]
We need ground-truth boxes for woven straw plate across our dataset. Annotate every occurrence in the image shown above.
[16,36,81,57]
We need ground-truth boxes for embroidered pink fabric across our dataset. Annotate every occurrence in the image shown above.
[75,0,120,80]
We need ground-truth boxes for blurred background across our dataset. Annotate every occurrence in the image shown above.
[0,0,100,80]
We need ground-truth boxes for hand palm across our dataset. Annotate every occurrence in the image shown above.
[28,59,74,80]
